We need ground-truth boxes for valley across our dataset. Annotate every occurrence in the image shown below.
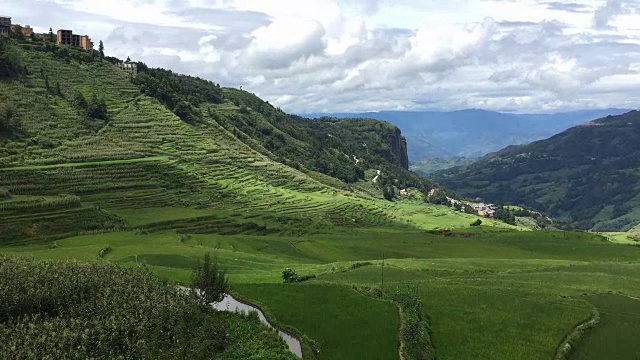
[1,28,640,360]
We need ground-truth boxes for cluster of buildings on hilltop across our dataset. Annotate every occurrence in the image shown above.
[0,15,13,37]
[1,15,91,50]
[116,60,138,77]
[1,15,138,76]
[55,29,93,50]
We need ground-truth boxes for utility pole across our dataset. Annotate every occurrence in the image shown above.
[381,252,384,297]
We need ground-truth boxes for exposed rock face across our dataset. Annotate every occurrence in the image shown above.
[385,127,409,169]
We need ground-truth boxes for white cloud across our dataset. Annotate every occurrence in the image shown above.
[244,17,326,69]
[5,0,640,113]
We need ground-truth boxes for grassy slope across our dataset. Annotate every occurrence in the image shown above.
[569,294,640,360]
[432,111,640,232]
[0,40,509,247]
[2,41,640,359]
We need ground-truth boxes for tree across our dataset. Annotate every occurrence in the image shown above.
[126,56,131,62]
[73,91,87,109]
[98,40,104,61]
[87,93,108,120]
[173,100,198,123]
[191,253,228,305]
[0,38,23,79]
[55,81,62,97]
[382,186,394,201]
[0,101,18,135]
[48,28,55,43]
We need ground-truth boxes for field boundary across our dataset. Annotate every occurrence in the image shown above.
[397,304,407,360]
[228,291,320,359]
[554,306,600,360]
[0,156,169,171]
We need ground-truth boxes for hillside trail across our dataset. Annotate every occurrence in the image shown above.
[621,294,640,301]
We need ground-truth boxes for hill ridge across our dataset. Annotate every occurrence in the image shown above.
[433,110,640,231]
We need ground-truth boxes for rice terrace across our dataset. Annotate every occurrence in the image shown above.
[2,5,640,360]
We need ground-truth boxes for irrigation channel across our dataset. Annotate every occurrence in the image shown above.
[212,294,303,358]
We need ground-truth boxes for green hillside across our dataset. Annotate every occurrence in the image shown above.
[0,37,453,246]
[3,35,640,360]
[433,111,640,231]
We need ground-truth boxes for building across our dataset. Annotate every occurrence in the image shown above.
[0,16,10,37]
[57,29,93,50]
[79,35,92,50]
[21,25,33,37]
[10,24,34,37]
[116,60,138,77]
[57,29,73,45]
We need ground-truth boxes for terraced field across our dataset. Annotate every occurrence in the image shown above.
[2,40,640,359]
[4,228,640,359]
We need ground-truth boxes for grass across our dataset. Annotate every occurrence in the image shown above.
[2,39,640,359]
[0,156,169,171]
[232,283,400,360]
[599,231,640,244]
[569,294,640,360]
[417,283,591,360]
[4,228,640,358]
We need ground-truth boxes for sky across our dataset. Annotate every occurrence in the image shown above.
[3,0,640,113]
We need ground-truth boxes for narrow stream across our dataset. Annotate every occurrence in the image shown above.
[212,294,303,358]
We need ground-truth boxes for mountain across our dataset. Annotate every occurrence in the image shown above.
[410,157,476,176]
[432,111,640,231]
[0,36,440,245]
[307,109,630,162]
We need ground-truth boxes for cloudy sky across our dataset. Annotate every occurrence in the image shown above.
[4,0,640,113]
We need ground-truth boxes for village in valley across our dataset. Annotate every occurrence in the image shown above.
[447,197,497,218]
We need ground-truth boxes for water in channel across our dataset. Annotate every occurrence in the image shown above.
[212,294,303,358]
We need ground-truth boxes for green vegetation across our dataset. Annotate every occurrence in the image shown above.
[4,229,640,358]
[1,36,640,359]
[433,111,640,231]
[233,283,400,360]
[0,187,10,200]
[0,255,293,359]
[384,286,434,360]
[569,294,640,360]
[410,156,475,175]
[0,37,24,80]
[192,252,229,305]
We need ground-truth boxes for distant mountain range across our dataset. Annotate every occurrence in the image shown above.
[432,110,640,231]
[306,109,630,162]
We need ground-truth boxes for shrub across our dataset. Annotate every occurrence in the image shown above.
[350,261,373,270]
[98,246,111,258]
[0,101,19,136]
[0,188,10,200]
[470,219,482,227]
[282,268,298,283]
[282,268,316,283]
